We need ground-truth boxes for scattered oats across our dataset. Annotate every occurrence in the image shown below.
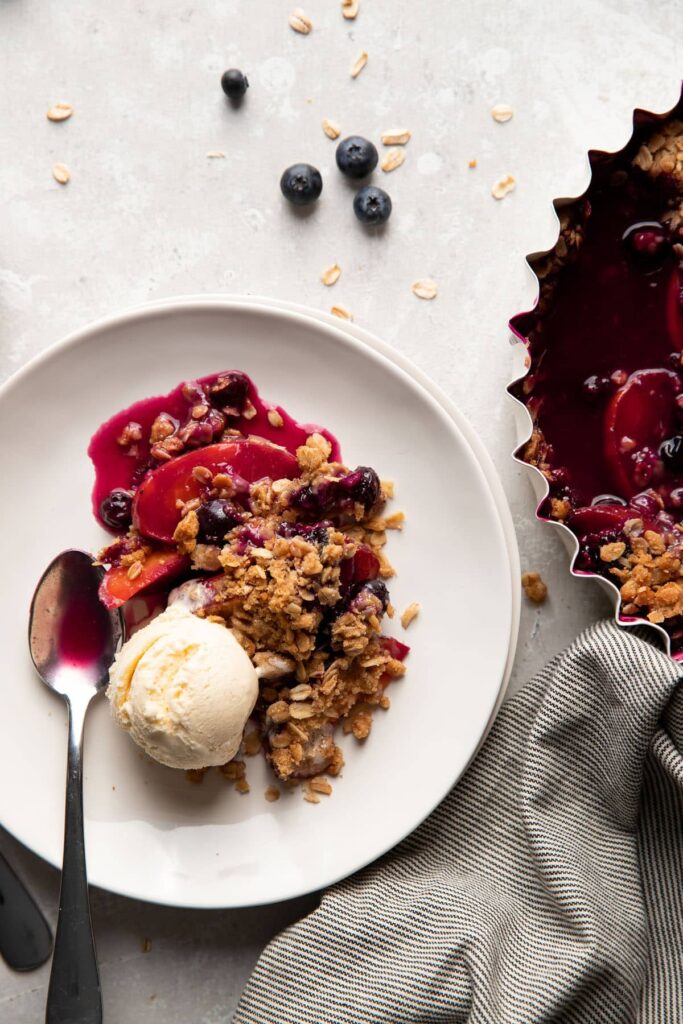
[267,408,284,428]
[492,174,516,200]
[342,0,359,18]
[289,8,313,33]
[491,103,514,123]
[331,304,353,320]
[468,158,477,168]
[142,938,152,953]
[265,786,281,802]
[381,147,405,172]
[381,129,411,146]
[522,571,547,604]
[242,400,257,420]
[321,262,342,286]
[52,163,71,185]
[207,150,226,158]
[309,777,333,795]
[412,278,438,300]
[400,602,420,629]
[47,102,73,122]
[322,118,341,140]
[304,790,320,804]
[127,562,143,581]
[350,51,368,78]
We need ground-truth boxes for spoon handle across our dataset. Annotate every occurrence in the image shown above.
[46,695,102,1024]
[0,848,52,970]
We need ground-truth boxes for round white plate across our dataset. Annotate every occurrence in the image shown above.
[1,298,515,908]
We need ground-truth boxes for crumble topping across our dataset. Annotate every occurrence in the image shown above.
[98,429,408,792]
[521,571,547,604]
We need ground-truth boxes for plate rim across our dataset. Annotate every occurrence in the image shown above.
[1,295,518,907]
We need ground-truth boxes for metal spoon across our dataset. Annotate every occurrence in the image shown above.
[0,846,52,970]
[29,550,124,1024]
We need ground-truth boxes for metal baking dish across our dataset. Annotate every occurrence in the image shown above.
[508,91,683,659]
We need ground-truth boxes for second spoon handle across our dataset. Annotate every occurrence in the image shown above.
[46,694,102,1024]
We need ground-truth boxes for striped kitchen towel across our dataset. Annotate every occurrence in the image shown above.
[234,620,683,1023]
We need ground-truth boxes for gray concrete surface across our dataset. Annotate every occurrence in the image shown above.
[1,0,682,1020]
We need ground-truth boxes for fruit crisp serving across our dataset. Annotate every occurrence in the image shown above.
[511,97,683,656]
[91,370,409,795]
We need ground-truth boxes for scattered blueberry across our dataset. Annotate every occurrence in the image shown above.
[100,489,134,530]
[280,163,323,205]
[197,500,244,545]
[660,434,683,472]
[622,221,669,272]
[353,185,392,225]
[335,136,378,179]
[221,69,249,99]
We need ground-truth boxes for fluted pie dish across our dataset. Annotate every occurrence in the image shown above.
[511,89,683,659]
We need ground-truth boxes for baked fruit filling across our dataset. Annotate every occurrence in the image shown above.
[511,106,683,653]
[91,370,409,792]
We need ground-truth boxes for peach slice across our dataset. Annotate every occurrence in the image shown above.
[604,369,679,496]
[99,550,189,610]
[133,439,299,543]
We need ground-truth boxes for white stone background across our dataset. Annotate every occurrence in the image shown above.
[1,1,682,1020]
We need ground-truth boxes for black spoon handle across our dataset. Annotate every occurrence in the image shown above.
[46,695,102,1024]
[0,848,52,971]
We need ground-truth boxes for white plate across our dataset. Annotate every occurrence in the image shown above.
[0,298,516,908]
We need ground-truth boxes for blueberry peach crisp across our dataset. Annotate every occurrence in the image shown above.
[511,102,683,654]
[91,370,408,792]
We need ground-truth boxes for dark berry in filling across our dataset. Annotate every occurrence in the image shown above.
[100,489,133,530]
[197,500,244,545]
[659,434,683,472]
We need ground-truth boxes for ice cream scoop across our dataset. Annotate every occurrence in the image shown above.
[107,604,258,769]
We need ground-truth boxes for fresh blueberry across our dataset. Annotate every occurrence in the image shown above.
[280,163,323,205]
[335,136,378,179]
[100,489,133,530]
[660,434,683,472]
[221,69,249,99]
[353,185,392,225]
[197,500,244,545]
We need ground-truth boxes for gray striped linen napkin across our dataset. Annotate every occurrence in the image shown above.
[234,619,683,1024]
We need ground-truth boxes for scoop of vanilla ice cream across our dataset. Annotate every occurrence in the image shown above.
[107,604,258,770]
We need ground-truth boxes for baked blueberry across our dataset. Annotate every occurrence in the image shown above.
[197,500,244,544]
[660,434,683,471]
[100,489,133,530]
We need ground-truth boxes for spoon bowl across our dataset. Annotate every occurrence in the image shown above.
[29,549,122,694]
[29,550,123,1024]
